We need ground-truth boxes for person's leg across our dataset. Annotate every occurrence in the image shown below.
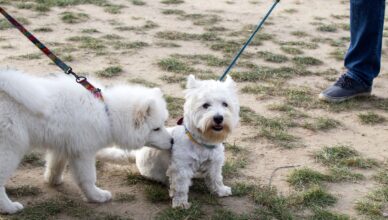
[345,0,386,87]
[319,0,385,102]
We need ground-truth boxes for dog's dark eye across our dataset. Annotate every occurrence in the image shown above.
[222,102,228,107]
[153,128,160,131]
[202,103,210,109]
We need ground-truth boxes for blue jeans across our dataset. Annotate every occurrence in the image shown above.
[345,0,386,87]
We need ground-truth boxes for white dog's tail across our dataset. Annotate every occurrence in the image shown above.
[0,70,49,115]
[96,147,136,165]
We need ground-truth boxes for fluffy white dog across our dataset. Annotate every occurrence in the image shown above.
[0,70,173,214]
[97,75,240,209]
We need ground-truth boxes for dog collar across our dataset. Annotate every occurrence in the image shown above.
[183,125,217,149]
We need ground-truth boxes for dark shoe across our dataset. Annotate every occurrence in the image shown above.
[319,74,371,102]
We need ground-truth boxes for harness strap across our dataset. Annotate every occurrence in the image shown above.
[0,7,104,101]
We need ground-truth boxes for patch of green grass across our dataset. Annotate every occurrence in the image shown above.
[257,51,288,63]
[240,84,278,97]
[330,48,346,61]
[13,53,42,60]
[156,31,219,41]
[284,8,298,14]
[358,112,385,125]
[290,31,309,37]
[104,4,125,14]
[278,41,319,49]
[113,41,149,50]
[156,42,181,48]
[268,104,307,118]
[6,185,42,197]
[285,87,315,108]
[210,40,241,54]
[223,156,248,178]
[161,0,184,4]
[160,75,186,84]
[12,198,63,220]
[303,117,340,131]
[158,57,196,75]
[162,9,185,15]
[230,66,312,82]
[314,145,378,169]
[292,56,323,66]
[33,27,53,32]
[67,36,105,51]
[0,17,29,30]
[144,20,159,29]
[287,168,330,189]
[16,2,34,10]
[280,46,303,55]
[165,95,184,118]
[34,4,51,12]
[144,184,169,203]
[310,208,350,220]
[155,201,203,220]
[290,186,337,208]
[329,166,364,182]
[231,182,255,197]
[252,185,294,220]
[130,0,146,5]
[355,200,383,218]
[211,209,250,220]
[240,106,299,148]
[81,28,99,33]
[115,193,136,203]
[374,170,388,185]
[172,54,228,67]
[317,24,337,32]
[180,14,221,27]
[128,78,159,88]
[60,12,89,24]
[22,152,45,167]
[96,66,123,78]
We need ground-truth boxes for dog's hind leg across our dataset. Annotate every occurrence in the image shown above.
[44,150,67,186]
[69,153,112,203]
[0,141,27,214]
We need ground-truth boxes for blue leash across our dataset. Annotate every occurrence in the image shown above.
[219,0,280,81]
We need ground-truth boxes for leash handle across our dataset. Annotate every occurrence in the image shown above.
[219,0,280,81]
[0,6,104,100]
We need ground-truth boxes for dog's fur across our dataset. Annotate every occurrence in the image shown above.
[97,75,240,208]
[0,70,173,214]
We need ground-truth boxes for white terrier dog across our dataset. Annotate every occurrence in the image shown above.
[0,70,173,214]
[97,75,240,208]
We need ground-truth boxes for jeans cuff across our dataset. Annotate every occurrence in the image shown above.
[345,70,372,88]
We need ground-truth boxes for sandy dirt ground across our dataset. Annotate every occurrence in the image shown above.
[1,0,388,219]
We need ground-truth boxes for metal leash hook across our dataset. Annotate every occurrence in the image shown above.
[219,0,281,81]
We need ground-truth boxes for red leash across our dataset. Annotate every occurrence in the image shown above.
[0,6,104,101]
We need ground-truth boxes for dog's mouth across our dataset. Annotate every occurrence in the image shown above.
[212,125,224,131]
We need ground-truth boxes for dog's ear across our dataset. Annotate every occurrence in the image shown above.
[134,99,156,128]
[224,75,236,90]
[186,74,199,89]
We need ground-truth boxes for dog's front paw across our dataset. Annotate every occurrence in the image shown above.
[172,198,191,209]
[87,188,112,203]
[216,186,232,197]
[0,201,24,214]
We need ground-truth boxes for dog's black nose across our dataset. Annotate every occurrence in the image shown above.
[213,115,224,124]
[170,138,174,146]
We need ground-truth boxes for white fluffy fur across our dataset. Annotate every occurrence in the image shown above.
[97,75,240,209]
[0,70,173,214]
